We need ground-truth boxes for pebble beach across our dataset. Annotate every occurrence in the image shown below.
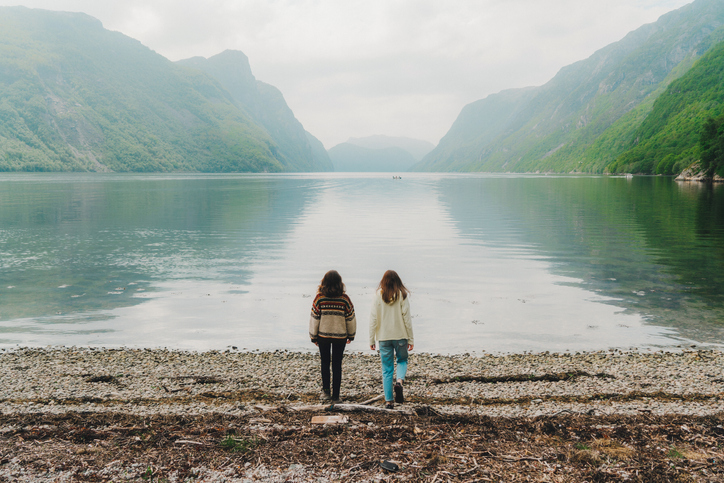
[1,347,723,417]
[2,347,724,482]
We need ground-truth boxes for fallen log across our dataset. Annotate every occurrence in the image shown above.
[286,403,415,415]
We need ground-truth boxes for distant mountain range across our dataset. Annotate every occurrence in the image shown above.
[5,2,724,175]
[416,0,724,175]
[328,135,433,172]
[0,7,331,172]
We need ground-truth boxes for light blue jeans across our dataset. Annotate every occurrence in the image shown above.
[379,339,408,402]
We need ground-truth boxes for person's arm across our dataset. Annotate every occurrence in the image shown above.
[369,294,379,350]
[309,296,321,344]
[345,297,357,342]
[401,296,413,349]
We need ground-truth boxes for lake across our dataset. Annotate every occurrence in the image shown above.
[1,173,723,354]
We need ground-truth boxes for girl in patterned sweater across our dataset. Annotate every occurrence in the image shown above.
[309,270,357,402]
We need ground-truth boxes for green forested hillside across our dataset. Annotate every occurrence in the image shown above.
[176,51,332,172]
[0,7,315,172]
[699,116,724,176]
[607,37,724,175]
[417,0,724,174]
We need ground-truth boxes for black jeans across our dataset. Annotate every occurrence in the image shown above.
[317,337,347,399]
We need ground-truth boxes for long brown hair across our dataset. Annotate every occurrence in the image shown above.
[378,270,408,304]
[318,270,345,297]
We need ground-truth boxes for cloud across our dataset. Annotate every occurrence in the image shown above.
[0,0,694,146]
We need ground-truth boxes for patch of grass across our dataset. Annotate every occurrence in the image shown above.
[669,446,709,462]
[668,447,685,459]
[219,435,259,453]
[141,466,154,480]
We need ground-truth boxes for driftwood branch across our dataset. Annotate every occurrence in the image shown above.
[287,403,415,415]
[359,394,385,405]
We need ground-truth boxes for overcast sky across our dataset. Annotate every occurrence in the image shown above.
[1,0,694,147]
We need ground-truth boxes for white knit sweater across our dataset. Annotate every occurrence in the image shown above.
[369,290,413,345]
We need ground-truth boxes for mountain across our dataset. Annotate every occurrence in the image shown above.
[417,0,724,173]
[328,143,418,172]
[176,51,332,172]
[413,87,538,171]
[305,131,332,170]
[608,36,724,175]
[345,135,435,161]
[0,7,326,172]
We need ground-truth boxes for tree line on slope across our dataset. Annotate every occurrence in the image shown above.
[607,36,724,177]
[415,0,724,178]
[700,116,724,177]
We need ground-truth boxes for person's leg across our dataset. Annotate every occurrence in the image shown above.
[393,339,408,404]
[395,339,409,382]
[330,340,346,400]
[317,339,331,397]
[379,340,395,404]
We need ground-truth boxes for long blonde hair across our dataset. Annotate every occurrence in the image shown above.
[378,270,408,304]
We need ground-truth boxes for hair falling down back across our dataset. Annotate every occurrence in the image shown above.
[318,270,345,297]
[378,270,409,304]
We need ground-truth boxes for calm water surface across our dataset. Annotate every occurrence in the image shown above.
[1,173,723,353]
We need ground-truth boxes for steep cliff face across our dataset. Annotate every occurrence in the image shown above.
[305,131,333,170]
[177,50,333,172]
[0,7,293,172]
[414,87,538,171]
[417,0,724,174]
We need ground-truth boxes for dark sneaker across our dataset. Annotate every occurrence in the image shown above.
[394,381,404,404]
[385,403,394,410]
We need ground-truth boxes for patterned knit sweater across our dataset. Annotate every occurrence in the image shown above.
[309,293,357,342]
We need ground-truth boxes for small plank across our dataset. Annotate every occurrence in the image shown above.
[311,415,349,425]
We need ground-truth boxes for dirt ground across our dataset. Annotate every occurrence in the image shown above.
[2,408,724,482]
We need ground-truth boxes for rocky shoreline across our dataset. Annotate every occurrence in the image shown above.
[2,347,724,481]
[2,347,723,417]
[675,163,724,182]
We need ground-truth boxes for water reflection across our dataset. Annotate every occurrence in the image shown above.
[0,173,721,352]
[0,174,317,343]
[438,175,724,347]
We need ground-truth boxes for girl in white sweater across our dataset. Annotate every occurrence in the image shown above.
[369,270,414,409]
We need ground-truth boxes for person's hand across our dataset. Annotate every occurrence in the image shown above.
[314,342,318,346]
[370,344,375,350]
[408,344,414,351]
[346,339,352,344]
